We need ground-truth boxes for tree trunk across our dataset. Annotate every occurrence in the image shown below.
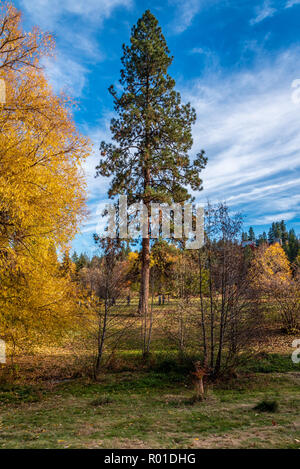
[140,64,151,355]
[140,235,150,357]
[94,296,108,379]
[198,250,208,367]
[195,377,205,401]
[214,239,227,376]
[208,247,215,370]
[146,274,155,355]
[139,236,150,315]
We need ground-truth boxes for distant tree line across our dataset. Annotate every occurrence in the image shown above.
[242,220,299,263]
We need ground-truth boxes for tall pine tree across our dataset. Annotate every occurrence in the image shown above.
[96,11,206,327]
[280,220,288,245]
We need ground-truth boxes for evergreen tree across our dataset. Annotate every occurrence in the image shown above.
[287,229,299,263]
[268,224,275,243]
[248,226,255,241]
[71,251,79,264]
[280,220,288,245]
[75,253,90,271]
[96,10,206,322]
[273,222,282,239]
[61,251,72,274]
[257,231,267,246]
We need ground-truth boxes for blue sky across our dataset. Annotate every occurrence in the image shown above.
[14,0,300,255]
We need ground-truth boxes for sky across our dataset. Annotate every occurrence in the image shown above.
[13,0,300,256]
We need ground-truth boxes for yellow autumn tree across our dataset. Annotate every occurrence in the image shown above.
[250,243,299,333]
[0,3,91,357]
[249,243,291,290]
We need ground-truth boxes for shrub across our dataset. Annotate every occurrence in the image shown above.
[253,399,279,413]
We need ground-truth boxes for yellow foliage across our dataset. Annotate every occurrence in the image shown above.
[127,251,139,264]
[250,243,291,289]
[0,4,91,354]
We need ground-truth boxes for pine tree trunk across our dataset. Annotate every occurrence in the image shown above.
[140,236,150,356]
[140,236,150,314]
[138,199,150,318]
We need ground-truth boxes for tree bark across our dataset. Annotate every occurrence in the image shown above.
[95,290,108,379]
[198,250,208,367]
[139,61,151,355]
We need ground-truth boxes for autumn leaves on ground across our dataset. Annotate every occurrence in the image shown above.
[0,3,299,449]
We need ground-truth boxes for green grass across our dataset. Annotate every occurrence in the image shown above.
[0,370,299,449]
[240,353,298,373]
[1,298,299,449]
[0,384,44,404]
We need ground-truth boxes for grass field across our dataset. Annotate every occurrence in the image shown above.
[1,355,299,449]
[1,299,299,449]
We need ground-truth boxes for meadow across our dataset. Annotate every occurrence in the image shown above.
[1,300,299,450]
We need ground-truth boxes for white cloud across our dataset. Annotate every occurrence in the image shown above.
[74,115,115,236]
[250,1,277,25]
[181,48,300,226]
[171,0,202,33]
[81,48,300,232]
[190,47,205,54]
[18,0,132,97]
[83,48,300,234]
[19,0,133,29]
[81,115,114,198]
[285,0,300,8]
[80,200,110,235]
[226,179,300,205]
[169,0,220,34]
[42,56,89,97]
[253,212,297,225]
[61,30,105,61]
